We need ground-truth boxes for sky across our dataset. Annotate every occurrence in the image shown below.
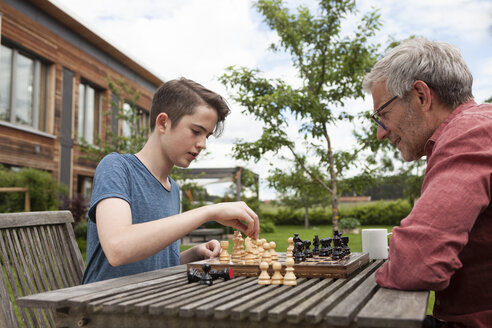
[53,0,492,200]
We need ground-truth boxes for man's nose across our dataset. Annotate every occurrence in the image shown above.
[377,125,389,141]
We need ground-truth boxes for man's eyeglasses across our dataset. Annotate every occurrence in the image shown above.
[370,96,398,130]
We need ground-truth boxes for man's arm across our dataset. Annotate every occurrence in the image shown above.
[96,198,258,267]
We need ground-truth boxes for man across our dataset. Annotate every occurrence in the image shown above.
[82,78,259,284]
[363,38,492,327]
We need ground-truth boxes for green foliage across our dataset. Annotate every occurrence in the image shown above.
[0,165,66,212]
[219,0,382,230]
[260,220,276,233]
[79,78,147,162]
[338,217,360,229]
[260,199,410,226]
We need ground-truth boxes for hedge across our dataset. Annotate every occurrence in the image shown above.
[260,200,411,226]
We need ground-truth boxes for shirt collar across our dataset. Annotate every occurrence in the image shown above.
[424,100,477,157]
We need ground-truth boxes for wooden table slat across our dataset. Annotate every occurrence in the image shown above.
[179,278,260,318]
[230,278,307,321]
[325,271,379,326]
[357,288,429,328]
[268,277,334,323]
[16,265,187,308]
[304,260,383,324]
[149,276,248,315]
[214,281,282,319]
[248,278,321,321]
[194,279,266,318]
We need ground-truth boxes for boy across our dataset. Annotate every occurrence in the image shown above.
[82,78,259,283]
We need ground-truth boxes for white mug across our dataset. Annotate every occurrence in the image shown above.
[362,229,390,259]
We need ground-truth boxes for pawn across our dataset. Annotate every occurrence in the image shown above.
[258,261,271,285]
[200,263,213,286]
[271,261,283,285]
[283,257,296,286]
[286,237,294,258]
[269,241,278,261]
[262,242,272,264]
[219,240,230,264]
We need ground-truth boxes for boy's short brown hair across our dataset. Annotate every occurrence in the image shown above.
[150,77,230,136]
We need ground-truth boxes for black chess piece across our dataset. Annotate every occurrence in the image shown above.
[187,267,202,283]
[294,241,305,263]
[200,263,213,286]
[332,234,344,260]
[319,237,332,257]
[303,240,313,258]
[312,235,320,256]
[341,236,350,256]
[210,267,234,281]
[293,233,302,245]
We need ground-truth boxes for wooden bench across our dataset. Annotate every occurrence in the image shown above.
[0,210,85,328]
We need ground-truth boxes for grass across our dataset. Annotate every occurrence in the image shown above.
[180,224,434,315]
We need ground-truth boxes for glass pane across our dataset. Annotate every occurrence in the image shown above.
[85,86,94,144]
[15,53,34,126]
[78,83,85,139]
[122,102,131,137]
[0,45,13,121]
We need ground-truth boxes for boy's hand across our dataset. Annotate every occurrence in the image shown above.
[211,201,260,239]
[196,239,220,259]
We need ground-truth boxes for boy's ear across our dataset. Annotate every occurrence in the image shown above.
[155,113,170,132]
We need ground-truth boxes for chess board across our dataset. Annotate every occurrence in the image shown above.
[187,252,369,279]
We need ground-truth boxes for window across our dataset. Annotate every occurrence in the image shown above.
[78,81,101,145]
[121,102,149,138]
[0,44,51,132]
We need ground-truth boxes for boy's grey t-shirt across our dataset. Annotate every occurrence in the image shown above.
[82,153,181,284]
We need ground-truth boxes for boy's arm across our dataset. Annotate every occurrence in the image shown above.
[96,198,258,267]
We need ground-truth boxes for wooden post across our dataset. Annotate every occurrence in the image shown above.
[0,187,31,211]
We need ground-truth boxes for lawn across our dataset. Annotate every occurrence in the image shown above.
[180,224,434,315]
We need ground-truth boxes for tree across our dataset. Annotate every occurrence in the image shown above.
[267,160,328,228]
[220,0,381,230]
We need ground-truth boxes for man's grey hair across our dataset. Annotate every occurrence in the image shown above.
[362,38,474,109]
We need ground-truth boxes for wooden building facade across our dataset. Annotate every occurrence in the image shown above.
[0,0,162,198]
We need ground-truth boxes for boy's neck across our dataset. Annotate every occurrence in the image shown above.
[135,135,173,189]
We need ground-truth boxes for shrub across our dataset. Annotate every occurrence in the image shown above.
[338,217,361,229]
[260,220,276,233]
[0,165,66,212]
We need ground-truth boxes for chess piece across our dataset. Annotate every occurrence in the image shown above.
[269,241,278,261]
[283,257,296,286]
[258,261,271,285]
[259,238,267,259]
[271,261,283,285]
[245,242,255,264]
[332,233,344,260]
[286,237,294,258]
[303,240,313,258]
[210,268,234,281]
[341,236,350,256]
[239,232,245,262]
[312,235,320,256]
[262,242,272,264]
[200,263,213,286]
[294,241,305,263]
[319,237,332,257]
[219,240,230,264]
[231,231,243,264]
[293,233,302,245]
[187,267,202,283]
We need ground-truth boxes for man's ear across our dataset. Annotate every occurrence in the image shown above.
[413,80,432,111]
[155,113,170,133]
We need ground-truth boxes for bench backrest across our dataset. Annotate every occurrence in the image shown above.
[0,211,85,328]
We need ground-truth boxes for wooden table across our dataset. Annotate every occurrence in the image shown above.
[17,260,429,328]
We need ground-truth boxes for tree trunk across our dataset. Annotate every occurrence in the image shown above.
[326,133,339,232]
[304,206,310,229]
